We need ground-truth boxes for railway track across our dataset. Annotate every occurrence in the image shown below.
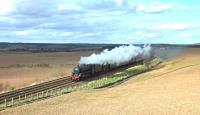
[0,76,80,104]
[0,59,148,107]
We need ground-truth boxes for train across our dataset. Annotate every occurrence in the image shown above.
[69,54,153,81]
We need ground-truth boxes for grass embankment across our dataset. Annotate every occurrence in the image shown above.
[77,58,161,90]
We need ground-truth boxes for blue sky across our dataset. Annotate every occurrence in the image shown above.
[0,0,199,44]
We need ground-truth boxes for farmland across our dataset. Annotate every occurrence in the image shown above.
[0,51,95,92]
[1,47,199,115]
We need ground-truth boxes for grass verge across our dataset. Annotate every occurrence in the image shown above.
[77,58,161,90]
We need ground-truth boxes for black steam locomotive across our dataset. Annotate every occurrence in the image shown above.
[69,54,150,81]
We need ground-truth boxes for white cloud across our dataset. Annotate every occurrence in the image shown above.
[62,32,74,37]
[135,31,158,38]
[12,0,57,17]
[15,30,28,36]
[135,31,144,36]
[58,4,82,12]
[178,32,192,38]
[79,32,100,37]
[153,23,191,31]
[114,0,123,7]
[0,0,14,15]
[145,33,158,38]
[136,2,172,13]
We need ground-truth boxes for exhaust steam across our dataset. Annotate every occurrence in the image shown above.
[80,45,152,65]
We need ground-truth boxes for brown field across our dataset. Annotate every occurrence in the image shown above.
[1,48,200,115]
[0,51,95,92]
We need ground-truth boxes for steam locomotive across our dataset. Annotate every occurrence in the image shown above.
[69,54,151,81]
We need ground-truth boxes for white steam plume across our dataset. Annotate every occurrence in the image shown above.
[80,45,152,65]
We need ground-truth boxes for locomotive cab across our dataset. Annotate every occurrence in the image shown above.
[73,67,80,76]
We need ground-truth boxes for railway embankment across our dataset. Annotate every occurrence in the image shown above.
[0,58,161,110]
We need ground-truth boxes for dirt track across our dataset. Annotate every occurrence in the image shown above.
[1,48,200,115]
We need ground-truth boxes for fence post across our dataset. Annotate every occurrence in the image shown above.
[46,90,48,97]
[42,91,44,97]
[24,94,27,101]
[51,89,53,96]
[47,90,49,96]
[11,97,14,106]
[59,88,61,95]
[19,95,21,104]
[56,89,58,95]
[30,94,32,101]
[60,89,63,95]
[37,93,39,99]
[4,99,7,107]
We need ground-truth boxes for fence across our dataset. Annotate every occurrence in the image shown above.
[0,85,77,110]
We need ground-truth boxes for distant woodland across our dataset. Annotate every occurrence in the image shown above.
[0,43,199,53]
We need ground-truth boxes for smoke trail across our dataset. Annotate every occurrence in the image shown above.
[80,44,152,65]
[152,46,185,60]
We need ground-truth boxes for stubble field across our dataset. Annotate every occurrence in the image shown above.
[1,48,200,115]
[0,51,95,92]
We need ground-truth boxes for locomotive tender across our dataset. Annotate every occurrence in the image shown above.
[69,54,150,81]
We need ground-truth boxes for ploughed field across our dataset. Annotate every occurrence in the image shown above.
[1,48,200,115]
[0,51,95,92]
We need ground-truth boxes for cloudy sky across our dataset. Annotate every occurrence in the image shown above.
[0,0,199,44]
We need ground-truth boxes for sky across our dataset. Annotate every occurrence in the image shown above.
[0,0,199,44]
